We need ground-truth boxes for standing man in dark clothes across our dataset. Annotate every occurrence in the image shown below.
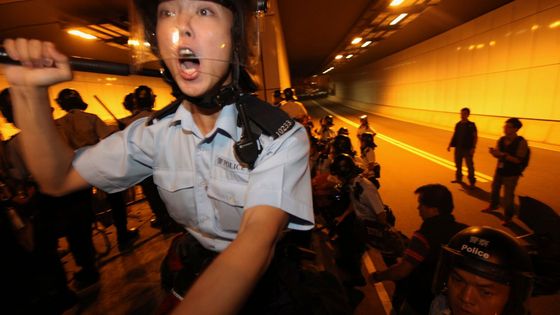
[447,107,477,188]
[483,118,528,225]
[55,89,139,253]
[369,184,468,315]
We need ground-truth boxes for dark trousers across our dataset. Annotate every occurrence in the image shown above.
[106,191,130,241]
[40,189,97,273]
[2,212,75,314]
[159,233,353,315]
[490,173,519,219]
[454,147,475,184]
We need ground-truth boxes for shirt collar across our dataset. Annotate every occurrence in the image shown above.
[169,103,239,140]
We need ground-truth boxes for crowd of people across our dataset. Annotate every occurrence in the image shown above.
[0,0,537,314]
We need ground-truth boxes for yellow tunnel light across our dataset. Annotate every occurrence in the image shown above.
[346,54,354,59]
[351,37,363,45]
[390,13,408,26]
[389,0,405,7]
[323,67,334,74]
[67,29,98,40]
[335,54,344,60]
[361,40,372,48]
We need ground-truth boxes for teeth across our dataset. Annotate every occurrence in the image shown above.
[179,47,195,58]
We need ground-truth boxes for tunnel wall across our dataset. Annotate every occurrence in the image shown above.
[332,0,560,148]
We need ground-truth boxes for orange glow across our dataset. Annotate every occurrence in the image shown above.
[389,0,405,6]
[549,20,560,28]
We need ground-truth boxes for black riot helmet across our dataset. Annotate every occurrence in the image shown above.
[56,89,88,111]
[283,87,297,101]
[337,127,349,136]
[134,85,156,110]
[132,0,267,109]
[322,114,334,127]
[330,153,362,180]
[123,93,136,113]
[433,226,534,315]
[332,134,354,156]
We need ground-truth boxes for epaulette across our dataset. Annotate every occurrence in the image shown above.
[146,98,183,126]
[238,94,295,139]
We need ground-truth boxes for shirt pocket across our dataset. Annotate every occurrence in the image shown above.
[153,169,196,226]
[207,180,246,233]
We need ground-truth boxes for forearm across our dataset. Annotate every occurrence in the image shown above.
[172,207,288,315]
[372,259,414,282]
[11,86,75,194]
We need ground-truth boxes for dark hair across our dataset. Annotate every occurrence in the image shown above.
[506,117,523,130]
[123,93,136,112]
[414,184,454,215]
[0,88,14,123]
[461,107,470,114]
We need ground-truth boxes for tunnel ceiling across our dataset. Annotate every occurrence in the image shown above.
[0,0,513,81]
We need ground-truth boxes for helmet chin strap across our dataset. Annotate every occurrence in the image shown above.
[181,49,242,110]
[159,48,242,109]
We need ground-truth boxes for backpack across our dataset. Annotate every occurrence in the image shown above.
[500,136,530,174]
[516,136,530,174]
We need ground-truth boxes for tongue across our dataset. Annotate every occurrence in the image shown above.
[180,60,200,79]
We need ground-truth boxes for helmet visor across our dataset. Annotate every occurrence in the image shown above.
[129,0,266,94]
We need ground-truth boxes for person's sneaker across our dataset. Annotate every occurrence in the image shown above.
[481,206,498,212]
[74,269,100,290]
[451,179,463,183]
[469,182,476,189]
[118,228,140,252]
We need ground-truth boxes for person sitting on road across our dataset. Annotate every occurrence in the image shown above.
[315,114,336,142]
[357,132,380,188]
[369,184,468,315]
[329,153,387,288]
[430,226,534,315]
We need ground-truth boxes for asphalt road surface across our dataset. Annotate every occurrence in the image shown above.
[304,97,560,315]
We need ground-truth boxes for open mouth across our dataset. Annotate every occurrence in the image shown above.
[178,47,200,75]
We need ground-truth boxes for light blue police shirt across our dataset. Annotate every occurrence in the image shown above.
[73,103,314,251]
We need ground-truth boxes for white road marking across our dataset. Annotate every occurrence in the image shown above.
[312,101,493,183]
[363,252,394,315]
